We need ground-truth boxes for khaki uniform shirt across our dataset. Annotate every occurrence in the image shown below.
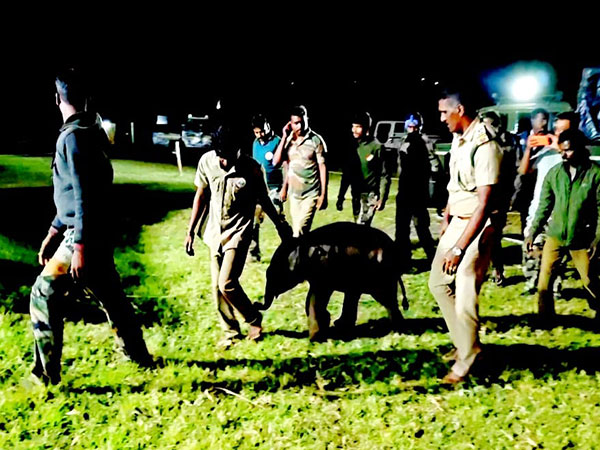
[286,129,327,199]
[194,151,267,255]
[447,117,503,217]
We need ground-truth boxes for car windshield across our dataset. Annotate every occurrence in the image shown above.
[184,120,206,133]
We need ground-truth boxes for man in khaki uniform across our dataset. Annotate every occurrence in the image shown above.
[273,105,328,237]
[428,89,502,383]
[185,125,292,347]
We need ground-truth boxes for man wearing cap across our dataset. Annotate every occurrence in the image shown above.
[526,129,600,320]
[393,114,436,268]
[429,89,503,384]
[337,111,390,226]
[185,124,292,347]
[248,114,284,261]
[273,105,328,237]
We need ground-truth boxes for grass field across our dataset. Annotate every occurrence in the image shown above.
[1,154,600,449]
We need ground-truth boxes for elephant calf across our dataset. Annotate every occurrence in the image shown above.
[259,222,408,341]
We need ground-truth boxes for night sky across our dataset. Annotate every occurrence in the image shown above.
[6,17,599,166]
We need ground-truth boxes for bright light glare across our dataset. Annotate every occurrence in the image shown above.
[511,76,540,101]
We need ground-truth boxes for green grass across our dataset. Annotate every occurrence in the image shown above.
[2,154,600,449]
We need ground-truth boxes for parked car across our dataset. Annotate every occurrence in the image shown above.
[181,115,212,149]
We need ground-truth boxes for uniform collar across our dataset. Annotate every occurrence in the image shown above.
[456,117,479,146]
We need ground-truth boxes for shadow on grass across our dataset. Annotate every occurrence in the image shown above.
[0,184,193,326]
[0,259,39,313]
[0,185,191,248]
[406,258,431,275]
[499,242,523,266]
[483,313,600,333]
[65,343,600,397]
[498,274,526,287]
[270,313,600,342]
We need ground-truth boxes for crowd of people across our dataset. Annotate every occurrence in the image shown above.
[29,68,600,386]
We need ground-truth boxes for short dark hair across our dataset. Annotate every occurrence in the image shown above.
[291,105,308,119]
[531,108,549,120]
[251,114,268,130]
[438,88,479,117]
[558,128,588,149]
[351,111,372,129]
[555,111,580,128]
[55,67,87,110]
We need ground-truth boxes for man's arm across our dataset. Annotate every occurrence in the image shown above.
[64,133,92,280]
[280,161,289,202]
[590,175,600,258]
[273,124,291,167]
[337,162,350,210]
[442,185,493,275]
[184,184,209,256]
[440,203,451,237]
[257,174,292,240]
[526,172,555,251]
[518,142,534,175]
[38,225,63,266]
[316,160,328,210]
[378,145,393,210]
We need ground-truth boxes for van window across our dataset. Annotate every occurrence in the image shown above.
[376,123,391,143]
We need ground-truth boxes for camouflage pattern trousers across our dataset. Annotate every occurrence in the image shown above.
[30,228,151,383]
[356,192,379,226]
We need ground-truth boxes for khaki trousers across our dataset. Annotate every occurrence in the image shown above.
[428,217,495,377]
[289,194,319,237]
[537,236,600,316]
[211,247,261,336]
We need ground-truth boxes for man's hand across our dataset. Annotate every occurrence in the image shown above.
[38,228,61,266]
[439,207,450,237]
[71,245,85,281]
[525,235,535,253]
[282,121,292,138]
[375,199,384,211]
[440,218,449,237]
[336,198,344,211]
[280,187,288,203]
[317,195,327,210]
[442,249,462,275]
[185,233,195,256]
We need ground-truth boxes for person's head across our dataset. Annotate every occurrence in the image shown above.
[481,111,501,129]
[351,111,372,140]
[438,89,477,134]
[290,105,309,137]
[554,111,579,136]
[558,129,589,164]
[530,108,549,133]
[251,114,272,141]
[213,123,242,163]
[404,113,422,134]
[55,67,87,112]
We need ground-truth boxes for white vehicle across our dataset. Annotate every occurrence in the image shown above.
[181,115,212,149]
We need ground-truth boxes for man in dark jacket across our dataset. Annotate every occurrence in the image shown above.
[526,129,600,320]
[394,115,436,269]
[336,111,390,225]
[30,68,153,384]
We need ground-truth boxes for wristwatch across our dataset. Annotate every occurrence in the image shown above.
[451,246,463,257]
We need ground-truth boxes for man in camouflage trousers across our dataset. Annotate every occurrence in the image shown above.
[30,69,153,385]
